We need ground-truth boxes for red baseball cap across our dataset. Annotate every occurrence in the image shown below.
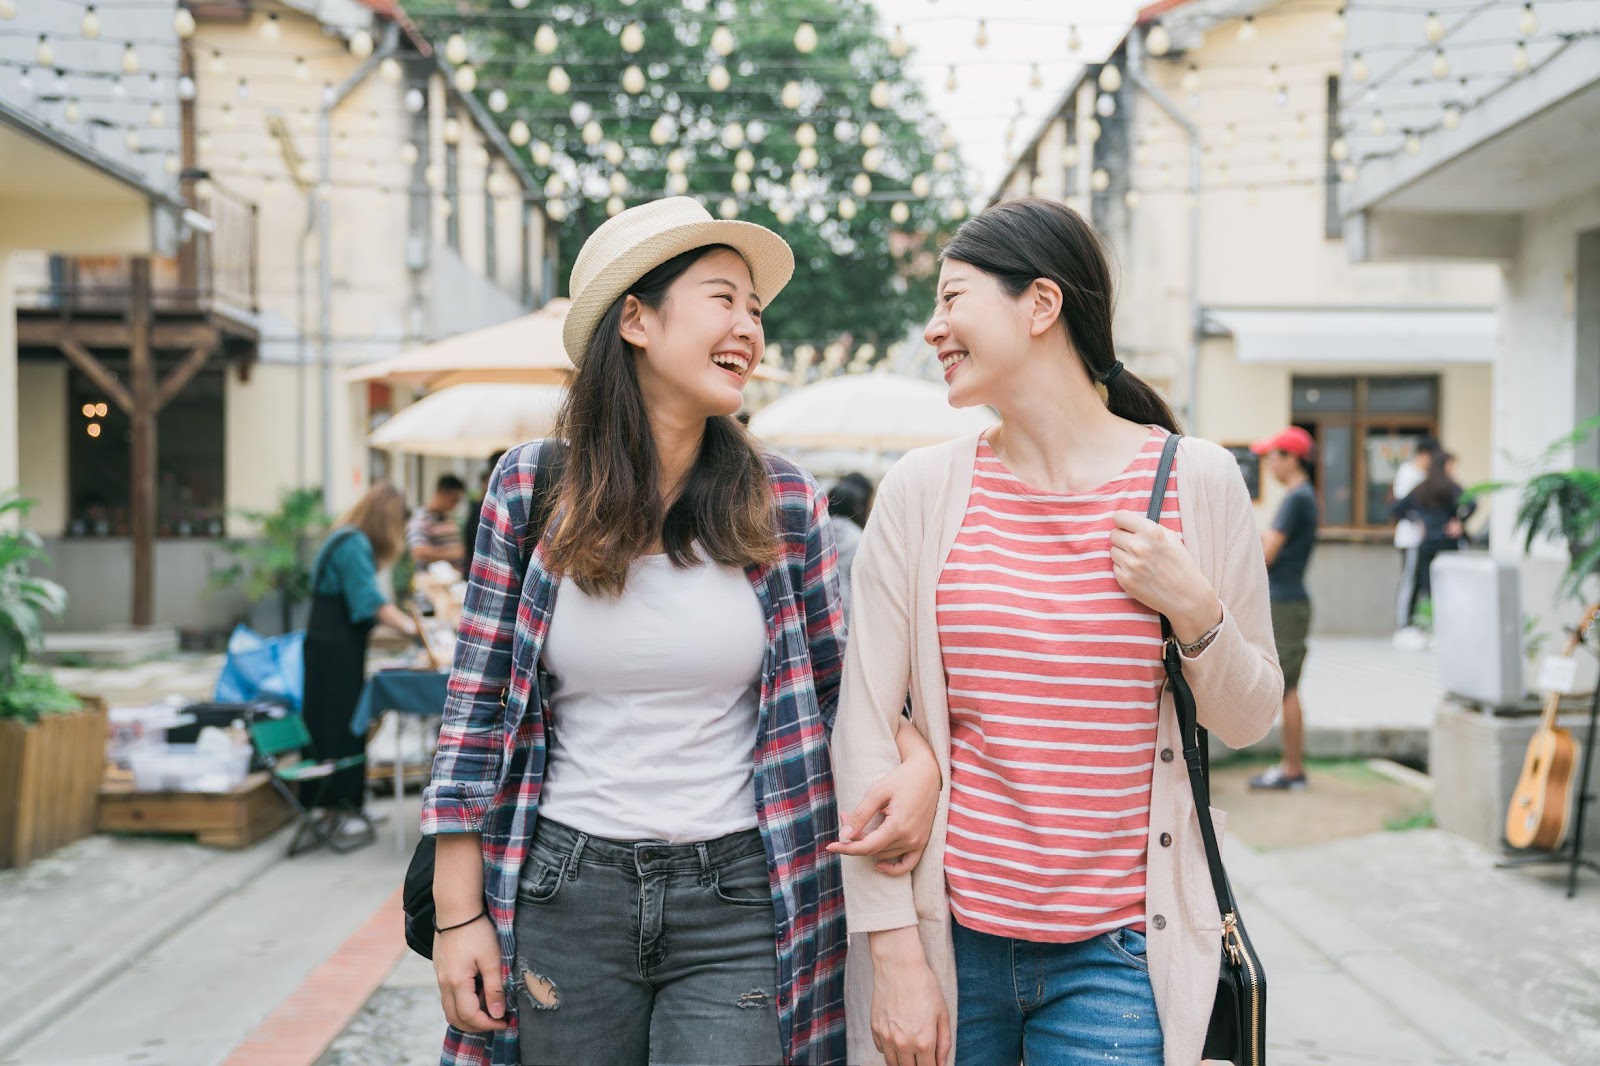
[1250,426,1314,459]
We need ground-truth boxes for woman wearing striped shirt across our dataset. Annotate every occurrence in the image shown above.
[831,199,1282,1066]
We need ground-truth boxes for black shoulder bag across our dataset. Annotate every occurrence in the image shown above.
[1147,432,1267,1066]
[403,441,567,960]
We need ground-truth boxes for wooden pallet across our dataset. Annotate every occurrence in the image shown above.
[98,771,294,849]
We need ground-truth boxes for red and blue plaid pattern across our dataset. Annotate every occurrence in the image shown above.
[423,439,849,1065]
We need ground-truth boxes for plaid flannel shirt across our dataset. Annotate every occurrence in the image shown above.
[422,439,849,1065]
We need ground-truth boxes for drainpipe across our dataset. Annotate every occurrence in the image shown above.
[1126,28,1203,434]
[318,23,401,502]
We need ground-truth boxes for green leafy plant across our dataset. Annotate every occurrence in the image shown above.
[1466,416,1600,603]
[0,492,78,723]
[210,488,330,632]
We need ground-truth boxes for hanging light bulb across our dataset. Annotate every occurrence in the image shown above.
[1519,3,1538,36]
[453,64,477,93]
[350,29,374,59]
[604,141,624,166]
[711,25,735,56]
[890,25,908,58]
[735,149,755,172]
[781,81,803,110]
[124,129,140,152]
[838,196,857,220]
[1442,102,1461,129]
[731,171,750,194]
[1124,189,1142,209]
[400,142,419,166]
[111,75,126,98]
[1511,41,1530,72]
[1064,143,1079,167]
[235,76,250,100]
[64,99,81,123]
[649,116,674,145]
[1029,63,1043,90]
[443,116,462,144]
[860,121,882,148]
[911,173,931,198]
[207,48,225,75]
[148,101,164,128]
[164,152,180,175]
[293,55,310,81]
[544,173,566,197]
[378,56,402,83]
[1330,6,1347,38]
[667,148,687,173]
[862,147,883,172]
[261,13,281,41]
[1350,53,1369,81]
[121,42,140,75]
[1340,162,1358,183]
[404,86,425,113]
[945,65,958,93]
[667,172,688,195]
[548,66,571,94]
[1090,167,1110,192]
[852,172,872,197]
[622,64,645,94]
[545,198,568,222]
[582,119,603,146]
[531,140,552,166]
[797,146,819,169]
[36,35,53,67]
[933,150,953,173]
[1329,136,1349,161]
[871,81,891,108]
[175,7,197,38]
[534,24,558,54]
[775,204,796,225]
[708,64,731,91]
[610,171,628,195]
[620,22,644,54]
[795,22,818,54]
[444,33,469,65]
[1425,10,1444,43]
[608,195,626,216]
[1431,50,1449,79]
[721,121,743,148]
[719,197,739,219]
[1263,62,1280,89]
[487,88,508,113]
[81,6,102,39]
[1098,64,1122,93]
[1405,131,1422,154]
[1096,93,1116,118]
[1181,64,1200,93]
[1082,116,1102,143]
[508,118,531,146]
[974,19,989,49]
[795,122,817,148]
[1067,24,1082,52]
[1369,110,1387,135]
[833,120,855,143]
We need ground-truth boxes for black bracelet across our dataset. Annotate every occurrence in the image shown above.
[434,908,488,934]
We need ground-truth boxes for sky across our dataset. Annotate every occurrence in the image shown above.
[871,0,1146,200]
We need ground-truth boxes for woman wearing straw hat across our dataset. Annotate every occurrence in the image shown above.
[423,197,940,1066]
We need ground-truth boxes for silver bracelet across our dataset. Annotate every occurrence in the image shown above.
[1177,617,1225,657]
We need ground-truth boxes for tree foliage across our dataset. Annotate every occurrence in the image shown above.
[409,0,967,348]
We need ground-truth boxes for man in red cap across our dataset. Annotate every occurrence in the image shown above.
[1248,426,1319,790]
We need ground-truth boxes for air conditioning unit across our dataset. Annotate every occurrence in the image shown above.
[1431,553,1524,707]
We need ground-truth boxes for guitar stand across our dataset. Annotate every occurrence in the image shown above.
[1497,632,1600,899]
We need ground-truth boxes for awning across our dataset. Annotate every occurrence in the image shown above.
[1202,307,1498,365]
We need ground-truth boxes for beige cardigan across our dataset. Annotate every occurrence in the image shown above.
[831,432,1283,1066]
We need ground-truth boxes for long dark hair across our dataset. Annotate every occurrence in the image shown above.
[543,244,777,597]
[827,472,873,529]
[940,197,1179,433]
[1413,454,1461,513]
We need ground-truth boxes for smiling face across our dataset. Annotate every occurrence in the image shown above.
[621,247,764,421]
[924,258,1038,409]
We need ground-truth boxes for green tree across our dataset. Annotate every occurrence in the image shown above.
[410,0,966,349]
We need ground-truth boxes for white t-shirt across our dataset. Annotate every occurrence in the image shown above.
[538,553,767,843]
[1392,460,1426,548]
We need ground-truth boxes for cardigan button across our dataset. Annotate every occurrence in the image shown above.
[1160,748,1174,763]
[1152,914,1167,930]
[1159,833,1172,847]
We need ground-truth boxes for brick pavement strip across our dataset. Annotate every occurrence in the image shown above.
[224,889,407,1066]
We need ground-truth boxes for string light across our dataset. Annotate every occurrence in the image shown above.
[1124,189,1141,209]
[871,81,891,108]
[404,87,424,113]
[708,64,731,91]
[488,88,508,113]
[1350,53,1369,82]
[852,173,872,196]
[349,29,374,59]
[860,121,882,148]
[666,149,687,173]
[122,42,140,75]
[711,25,736,57]
[174,7,196,38]
[81,6,101,39]
[622,64,645,94]
[454,64,477,93]
[148,101,164,128]
[731,171,750,194]
[534,24,558,54]
[666,173,688,195]
[1511,41,1530,72]
[581,119,603,146]
[1090,167,1110,192]
[1147,23,1171,57]
[1329,136,1349,161]
[735,149,755,172]
[1029,63,1042,90]
[400,142,419,166]
[444,33,468,65]
[1237,16,1257,44]
[209,49,226,75]
[261,13,281,42]
[620,22,645,53]
[1405,131,1422,154]
[545,199,568,223]
[911,174,930,197]
[1096,93,1116,117]
[719,197,739,219]
[1330,6,1346,39]
[1370,110,1387,135]
[1519,3,1539,36]
[837,196,857,220]
[720,121,743,148]
[548,66,571,94]
[236,76,250,100]
[64,99,80,123]
[509,119,531,146]
[1425,11,1444,44]
[795,122,817,148]
[610,171,628,194]
[974,20,989,49]
[1182,65,1200,93]
[35,35,53,67]
[781,81,803,109]
[946,65,958,93]
[797,146,819,169]
[608,195,626,216]
[294,56,310,81]
[531,141,552,166]
[544,174,566,197]
[1067,24,1082,52]
[794,23,818,54]
[1431,50,1449,79]
[443,116,462,144]
[862,147,883,172]
[1098,64,1122,93]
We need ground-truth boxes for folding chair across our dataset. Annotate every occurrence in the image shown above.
[248,714,376,856]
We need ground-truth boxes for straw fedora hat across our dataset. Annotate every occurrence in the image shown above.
[562,197,795,365]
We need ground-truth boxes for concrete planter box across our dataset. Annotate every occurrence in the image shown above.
[1431,697,1600,855]
[0,696,109,868]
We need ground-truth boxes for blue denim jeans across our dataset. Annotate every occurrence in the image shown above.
[952,920,1164,1066]
[512,817,783,1066]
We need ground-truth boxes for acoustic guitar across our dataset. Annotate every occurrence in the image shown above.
[1505,603,1600,851]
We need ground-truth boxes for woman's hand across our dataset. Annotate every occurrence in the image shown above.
[433,911,509,1033]
[870,928,951,1066]
[1109,511,1222,644]
[828,719,941,875]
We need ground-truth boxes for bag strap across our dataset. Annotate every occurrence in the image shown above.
[1146,432,1238,921]
[312,526,361,588]
[519,439,567,572]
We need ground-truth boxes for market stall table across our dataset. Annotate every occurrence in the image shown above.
[352,668,450,855]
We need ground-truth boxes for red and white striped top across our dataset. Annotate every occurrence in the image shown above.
[936,427,1180,942]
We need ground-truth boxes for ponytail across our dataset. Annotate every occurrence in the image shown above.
[942,196,1181,434]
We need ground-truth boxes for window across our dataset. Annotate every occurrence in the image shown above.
[1324,76,1344,240]
[67,364,226,538]
[1291,375,1439,531]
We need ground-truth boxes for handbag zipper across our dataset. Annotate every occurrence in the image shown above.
[1223,912,1262,1066]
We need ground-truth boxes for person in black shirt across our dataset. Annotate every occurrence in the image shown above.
[1249,426,1319,791]
[1389,450,1475,620]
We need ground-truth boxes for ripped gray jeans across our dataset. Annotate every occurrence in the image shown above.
[512,816,783,1066]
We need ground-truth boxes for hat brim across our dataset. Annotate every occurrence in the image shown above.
[562,219,796,365]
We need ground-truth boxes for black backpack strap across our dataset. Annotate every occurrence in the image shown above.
[1147,432,1237,919]
[520,440,567,571]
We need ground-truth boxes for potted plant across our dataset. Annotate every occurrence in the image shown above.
[210,488,330,635]
[0,492,106,868]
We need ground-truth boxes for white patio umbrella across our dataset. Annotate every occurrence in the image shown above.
[368,384,566,457]
[749,372,996,453]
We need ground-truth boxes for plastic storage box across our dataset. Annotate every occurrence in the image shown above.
[129,743,252,793]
